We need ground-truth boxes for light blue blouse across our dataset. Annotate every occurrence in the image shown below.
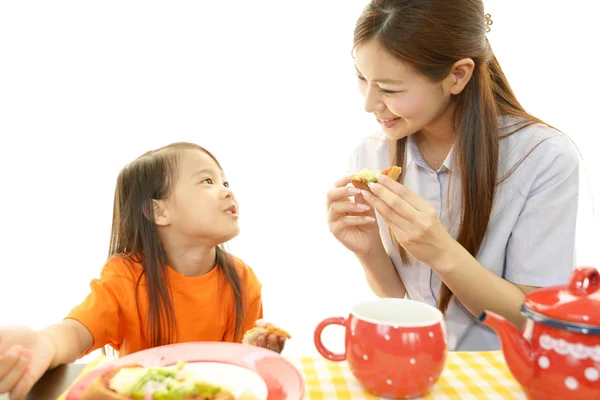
[348,116,580,350]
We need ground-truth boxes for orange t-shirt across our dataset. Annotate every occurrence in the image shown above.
[65,255,263,357]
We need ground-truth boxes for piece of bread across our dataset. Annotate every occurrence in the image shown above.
[81,362,235,400]
[351,166,402,192]
[81,363,141,400]
[80,379,129,400]
[242,320,291,345]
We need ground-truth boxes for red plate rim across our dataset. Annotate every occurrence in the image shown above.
[65,341,305,400]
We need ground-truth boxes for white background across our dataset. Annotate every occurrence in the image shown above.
[0,0,598,363]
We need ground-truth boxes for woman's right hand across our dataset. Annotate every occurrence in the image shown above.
[327,175,383,257]
[0,326,55,400]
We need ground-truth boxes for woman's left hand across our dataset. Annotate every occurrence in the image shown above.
[361,173,458,269]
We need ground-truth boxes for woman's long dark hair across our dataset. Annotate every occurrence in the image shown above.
[354,0,550,312]
[108,142,246,348]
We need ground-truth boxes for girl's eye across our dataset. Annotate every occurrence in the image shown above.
[201,178,213,184]
[224,182,230,188]
[357,75,366,82]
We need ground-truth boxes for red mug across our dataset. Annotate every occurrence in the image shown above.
[314,298,447,399]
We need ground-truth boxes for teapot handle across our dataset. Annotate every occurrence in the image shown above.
[568,266,599,295]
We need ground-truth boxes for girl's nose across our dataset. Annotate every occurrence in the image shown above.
[222,187,234,199]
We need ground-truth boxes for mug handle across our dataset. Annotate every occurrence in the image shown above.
[313,317,347,362]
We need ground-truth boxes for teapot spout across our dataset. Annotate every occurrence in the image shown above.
[479,311,535,387]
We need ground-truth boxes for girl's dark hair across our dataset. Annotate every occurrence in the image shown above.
[108,142,245,348]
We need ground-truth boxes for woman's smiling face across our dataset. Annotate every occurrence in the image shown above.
[354,39,454,140]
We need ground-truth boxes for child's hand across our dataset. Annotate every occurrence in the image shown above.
[0,326,55,400]
[242,320,291,354]
[253,333,286,354]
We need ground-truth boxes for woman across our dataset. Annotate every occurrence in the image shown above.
[326,0,579,350]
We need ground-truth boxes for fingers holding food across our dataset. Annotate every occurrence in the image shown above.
[351,166,402,192]
[242,320,290,354]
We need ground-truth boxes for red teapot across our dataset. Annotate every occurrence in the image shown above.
[480,266,600,399]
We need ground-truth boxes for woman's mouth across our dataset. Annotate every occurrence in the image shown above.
[377,117,401,128]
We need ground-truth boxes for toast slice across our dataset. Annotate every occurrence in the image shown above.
[351,166,402,191]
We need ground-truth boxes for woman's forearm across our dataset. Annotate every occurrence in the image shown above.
[434,244,528,329]
[357,244,406,298]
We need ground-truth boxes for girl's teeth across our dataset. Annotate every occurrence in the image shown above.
[224,210,232,214]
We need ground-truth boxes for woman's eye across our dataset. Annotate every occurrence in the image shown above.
[201,178,213,184]
[380,88,397,94]
[223,182,230,188]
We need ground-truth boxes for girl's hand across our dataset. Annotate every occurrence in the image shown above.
[0,326,55,400]
[249,334,286,354]
[361,173,457,269]
[326,175,384,257]
[242,320,289,354]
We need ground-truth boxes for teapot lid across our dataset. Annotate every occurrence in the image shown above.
[522,266,600,331]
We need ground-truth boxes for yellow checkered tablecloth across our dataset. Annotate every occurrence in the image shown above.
[292,351,526,399]
[58,351,526,399]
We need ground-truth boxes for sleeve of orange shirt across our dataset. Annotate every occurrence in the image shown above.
[223,257,263,342]
[64,259,125,356]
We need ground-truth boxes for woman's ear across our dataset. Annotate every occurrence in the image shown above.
[446,58,475,95]
[150,199,170,226]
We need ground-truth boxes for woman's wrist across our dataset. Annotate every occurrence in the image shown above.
[356,240,387,263]
[356,242,406,298]
[429,237,467,274]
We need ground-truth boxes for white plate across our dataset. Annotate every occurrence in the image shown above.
[184,361,268,399]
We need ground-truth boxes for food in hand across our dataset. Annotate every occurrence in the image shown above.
[81,361,235,399]
[351,166,402,192]
[242,320,291,345]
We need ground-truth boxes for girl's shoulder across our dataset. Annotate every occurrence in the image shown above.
[229,255,261,283]
[223,255,260,285]
[227,255,263,300]
[101,254,143,282]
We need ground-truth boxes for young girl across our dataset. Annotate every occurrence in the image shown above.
[0,142,286,399]
[327,0,579,351]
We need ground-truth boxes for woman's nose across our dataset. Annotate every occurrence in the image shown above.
[364,85,383,114]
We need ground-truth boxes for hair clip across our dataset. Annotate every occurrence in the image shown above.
[485,13,493,33]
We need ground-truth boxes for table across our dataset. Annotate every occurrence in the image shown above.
[26,364,85,400]
[28,351,527,399]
